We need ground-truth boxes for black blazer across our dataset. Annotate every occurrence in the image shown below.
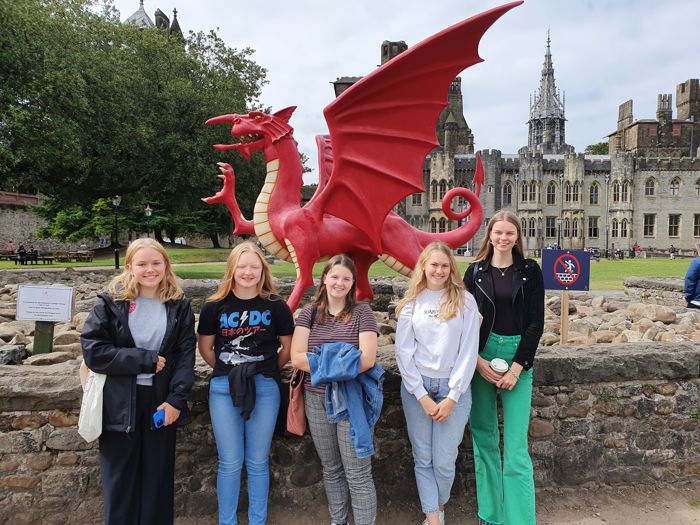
[463,252,544,370]
[81,294,196,432]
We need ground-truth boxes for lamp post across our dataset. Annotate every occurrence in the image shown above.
[556,217,562,250]
[112,195,121,270]
[604,173,610,258]
[689,116,696,158]
[144,204,152,238]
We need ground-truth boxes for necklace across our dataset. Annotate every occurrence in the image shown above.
[493,264,511,277]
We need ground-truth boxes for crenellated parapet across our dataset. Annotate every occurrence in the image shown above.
[635,156,700,171]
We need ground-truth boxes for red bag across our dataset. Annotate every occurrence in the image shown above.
[286,368,306,436]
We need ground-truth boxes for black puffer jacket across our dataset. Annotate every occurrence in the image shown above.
[81,294,196,432]
[463,252,544,370]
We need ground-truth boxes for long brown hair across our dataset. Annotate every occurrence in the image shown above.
[207,241,277,302]
[311,254,357,324]
[108,238,183,302]
[474,210,525,262]
[396,242,464,320]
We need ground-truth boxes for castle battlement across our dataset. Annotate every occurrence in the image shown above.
[635,156,700,171]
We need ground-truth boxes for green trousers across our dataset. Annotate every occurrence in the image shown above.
[470,333,535,525]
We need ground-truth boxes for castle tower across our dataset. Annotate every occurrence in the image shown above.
[124,1,154,28]
[526,33,572,154]
[656,94,673,146]
[676,79,700,122]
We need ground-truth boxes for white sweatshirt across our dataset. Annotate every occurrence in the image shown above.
[395,289,480,402]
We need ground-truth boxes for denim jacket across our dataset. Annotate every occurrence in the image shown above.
[307,342,384,458]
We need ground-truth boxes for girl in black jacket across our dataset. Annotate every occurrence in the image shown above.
[463,210,544,525]
[81,238,195,525]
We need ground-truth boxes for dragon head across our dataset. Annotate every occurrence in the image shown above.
[206,106,296,159]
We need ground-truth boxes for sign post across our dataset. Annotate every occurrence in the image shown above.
[16,285,74,355]
[541,249,591,345]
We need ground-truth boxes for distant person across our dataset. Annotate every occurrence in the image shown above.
[685,252,700,310]
[4,240,14,253]
[670,244,676,260]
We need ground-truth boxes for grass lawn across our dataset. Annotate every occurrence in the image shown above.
[174,256,691,291]
[2,246,690,291]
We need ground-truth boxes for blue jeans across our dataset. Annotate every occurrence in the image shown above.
[401,376,471,515]
[209,374,280,525]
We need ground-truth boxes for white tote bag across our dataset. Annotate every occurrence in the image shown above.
[78,361,106,443]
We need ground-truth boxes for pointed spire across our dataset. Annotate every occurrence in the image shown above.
[526,32,571,153]
[169,7,183,39]
[124,1,154,28]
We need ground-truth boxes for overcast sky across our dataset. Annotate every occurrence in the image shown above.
[111,0,698,183]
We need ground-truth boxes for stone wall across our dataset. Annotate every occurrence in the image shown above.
[1,342,699,524]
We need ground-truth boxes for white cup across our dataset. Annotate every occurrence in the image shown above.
[489,358,509,374]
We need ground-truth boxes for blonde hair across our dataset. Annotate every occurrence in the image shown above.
[108,238,183,302]
[396,242,464,320]
[208,241,276,302]
[474,210,525,262]
[311,254,357,324]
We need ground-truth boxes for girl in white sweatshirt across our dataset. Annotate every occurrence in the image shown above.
[395,242,480,525]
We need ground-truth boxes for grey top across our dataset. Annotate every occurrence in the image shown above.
[129,296,167,386]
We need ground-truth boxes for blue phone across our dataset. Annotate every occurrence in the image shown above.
[153,409,165,429]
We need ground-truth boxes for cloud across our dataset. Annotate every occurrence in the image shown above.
[112,0,698,181]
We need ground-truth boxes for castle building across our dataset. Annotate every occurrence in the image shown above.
[124,1,183,38]
[389,36,700,256]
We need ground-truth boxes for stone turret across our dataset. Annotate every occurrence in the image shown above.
[676,79,700,122]
[525,32,573,154]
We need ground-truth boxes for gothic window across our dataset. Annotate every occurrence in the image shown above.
[546,182,556,205]
[645,178,655,196]
[438,218,447,233]
[521,219,527,237]
[431,181,438,201]
[696,179,700,197]
[668,214,680,237]
[412,193,422,205]
[621,219,628,238]
[612,181,620,203]
[545,217,556,238]
[589,183,599,205]
[588,217,599,238]
[670,177,680,197]
[572,218,579,238]
[503,183,513,205]
[565,182,572,202]
[439,180,447,200]
[430,218,437,233]
[695,215,700,237]
[611,219,618,238]
[563,218,570,237]
[521,182,528,202]
[528,218,536,238]
[643,214,655,237]
[573,182,580,202]
[529,181,537,202]
[621,181,629,202]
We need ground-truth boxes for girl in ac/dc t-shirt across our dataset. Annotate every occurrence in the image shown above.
[197,242,293,525]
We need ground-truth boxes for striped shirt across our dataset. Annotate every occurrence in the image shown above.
[296,303,378,393]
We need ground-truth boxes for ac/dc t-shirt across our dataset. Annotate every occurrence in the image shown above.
[197,293,294,378]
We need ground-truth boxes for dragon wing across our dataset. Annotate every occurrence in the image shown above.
[311,1,522,252]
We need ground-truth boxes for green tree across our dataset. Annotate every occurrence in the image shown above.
[585,141,609,155]
[0,0,268,245]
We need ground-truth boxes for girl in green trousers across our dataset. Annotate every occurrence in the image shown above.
[463,211,544,525]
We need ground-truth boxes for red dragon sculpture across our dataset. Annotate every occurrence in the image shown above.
[204,2,522,310]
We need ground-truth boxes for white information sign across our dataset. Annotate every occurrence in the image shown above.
[17,285,74,322]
